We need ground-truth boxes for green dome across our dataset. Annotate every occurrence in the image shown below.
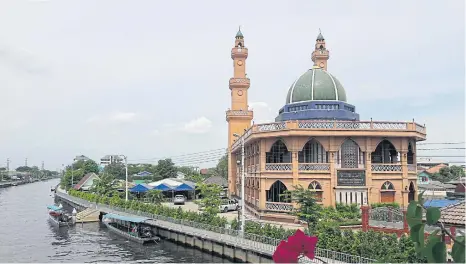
[285,68,347,104]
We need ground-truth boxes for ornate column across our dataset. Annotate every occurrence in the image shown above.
[329,151,336,206]
[292,151,299,186]
[400,151,409,207]
[365,152,373,205]
[259,140,266,210]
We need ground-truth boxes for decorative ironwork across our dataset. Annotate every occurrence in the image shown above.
[258,122,286,131]
[227,110,252,115]
[371,164,402,172]
[340,139,360,168]
[336,122,371,129]
[372,122,407,130]
[265,202,294,212]
[265,163,292,171]
[407,164,416,172]
[369,207,404,229]
[298,121,334,129]
[416,124,426,133]
[298,163,330,171]
[337,170,366,186]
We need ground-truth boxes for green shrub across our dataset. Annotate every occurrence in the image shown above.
[371,202,400,208]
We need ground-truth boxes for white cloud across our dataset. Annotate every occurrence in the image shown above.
[250,101,269,110]
[183,116,213,134]
[110,112,137,122]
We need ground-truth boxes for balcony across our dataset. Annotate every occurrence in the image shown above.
[265,163,292,171]
[408,164,417,173]
[371,164,402,172]
[230,120,426,152]
[229,78,250,89]
[225,110,253,121]
[231,47,248,58]
[265,202,294,212]
[298,163,330,172]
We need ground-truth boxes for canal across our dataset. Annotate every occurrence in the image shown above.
[0,179,230,263]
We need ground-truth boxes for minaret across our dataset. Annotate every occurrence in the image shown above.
[226,26,253,196]
[311,29,330,70]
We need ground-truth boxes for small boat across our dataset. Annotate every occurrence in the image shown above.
[102,213,160,244]
[47,204,76,227]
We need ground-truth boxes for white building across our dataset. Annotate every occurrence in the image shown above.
[100,155,123,167]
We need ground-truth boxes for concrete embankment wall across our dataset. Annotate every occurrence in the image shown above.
[57,195,274,263]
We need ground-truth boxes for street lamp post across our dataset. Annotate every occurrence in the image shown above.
[233,133,245,237]
[119,155,129,201]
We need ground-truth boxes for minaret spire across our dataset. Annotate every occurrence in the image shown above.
[312,29,329,70]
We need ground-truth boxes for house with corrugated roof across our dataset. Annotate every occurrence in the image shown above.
[73,173,100,191]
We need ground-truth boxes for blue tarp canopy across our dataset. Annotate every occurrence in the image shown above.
[103,213,149,223]
[47,205,62,211]
[129,184,151,193]
[153,183,174,191]
[424,199,461,208]
[175,183,194,191]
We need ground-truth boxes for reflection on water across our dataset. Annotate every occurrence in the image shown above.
[0,179,230,263]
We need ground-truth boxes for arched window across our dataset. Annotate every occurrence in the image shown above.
[309,181,323,202]
[407,143,414,165]
[266,180,288,202]
[266,140,291,163]
[372,140,399,164]
[299,139,328,163]
[380,181,395,203]
[337,139,364,168]
[408,182,416,202]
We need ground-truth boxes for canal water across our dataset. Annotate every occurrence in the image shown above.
[0,179,230,263]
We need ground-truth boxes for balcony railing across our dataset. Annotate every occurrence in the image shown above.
[408,164,417,172]
[298,163,330,172]
[265,202,294,212]
[265,163,292,171]
[371,164,402,172]
[230,120,426,151]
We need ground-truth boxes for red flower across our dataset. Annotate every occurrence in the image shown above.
[273,241,300,263]
[272,229,319,263]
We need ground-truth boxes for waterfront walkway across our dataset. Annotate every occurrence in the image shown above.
[55,190,374,263]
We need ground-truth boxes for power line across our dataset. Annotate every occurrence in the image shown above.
[128,148,227,162]
[417,148,465,150]
[417,155,465,158]
[418,142,465,145]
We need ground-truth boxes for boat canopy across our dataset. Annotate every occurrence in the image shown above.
[103,213,150,223]
[47,205,63,211]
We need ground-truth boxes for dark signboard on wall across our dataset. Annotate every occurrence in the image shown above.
[337,170,366,186]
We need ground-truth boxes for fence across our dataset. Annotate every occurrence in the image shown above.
[56,191,375,263]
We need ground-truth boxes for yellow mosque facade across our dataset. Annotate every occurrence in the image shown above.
[226,29,427,223]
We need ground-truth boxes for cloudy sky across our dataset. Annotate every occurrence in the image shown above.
[1,0,464,170]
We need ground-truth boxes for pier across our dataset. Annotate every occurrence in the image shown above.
[55,189,373,263]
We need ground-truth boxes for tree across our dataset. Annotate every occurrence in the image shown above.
[195,183,223,216]
[90,173,115,196]
[431,165,465,183]
[407,192,465,263]
[16,166,32,172]
[145,189,164,204]
[285,185,322,233]
[214,154,228,179]
[103,163,126,179]
[60,168,85,189]
[155,159,177,179]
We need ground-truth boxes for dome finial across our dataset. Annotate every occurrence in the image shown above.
[236,26,244,38]
[317,29,325,41]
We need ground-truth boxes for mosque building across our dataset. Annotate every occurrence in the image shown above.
[225,28,427,223]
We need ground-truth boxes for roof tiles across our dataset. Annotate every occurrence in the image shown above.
[440,201,465,226]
